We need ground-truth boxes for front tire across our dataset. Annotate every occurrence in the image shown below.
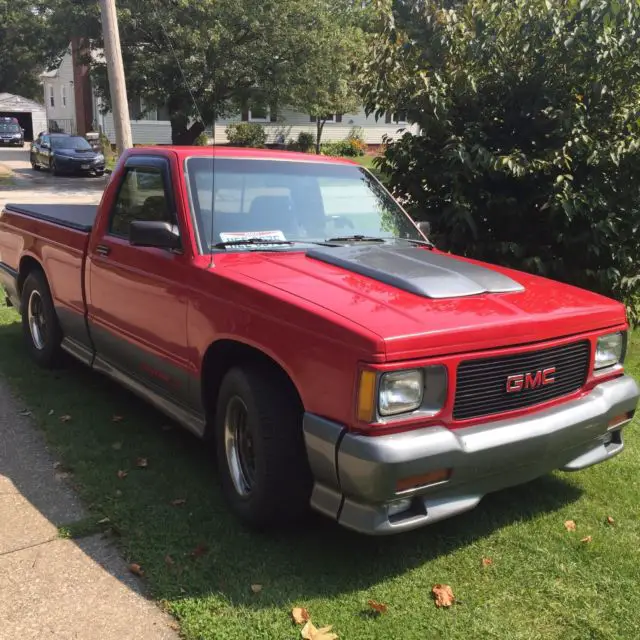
[49,158,59,176]
[214,365,312,529]
[20,270,63,368]
[31,155,40,170]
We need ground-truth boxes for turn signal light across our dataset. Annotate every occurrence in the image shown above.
[357,370,377,422]
[396,468,451,493]
[608,412,633,430]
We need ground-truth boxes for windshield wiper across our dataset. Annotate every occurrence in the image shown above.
[325,235,435,249]
[214,238,294,249]
[213,238,340,250]
[325,235,387,243]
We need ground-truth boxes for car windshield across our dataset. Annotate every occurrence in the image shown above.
[0,124,20,133]
[184,157,423,251]
[51,136,92,150]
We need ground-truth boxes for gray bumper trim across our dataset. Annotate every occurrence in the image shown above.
[303,375,639,535]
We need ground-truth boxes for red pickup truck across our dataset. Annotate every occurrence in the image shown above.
[0,147,637,535]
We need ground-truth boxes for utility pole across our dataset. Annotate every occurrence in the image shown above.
[99,0,133,154]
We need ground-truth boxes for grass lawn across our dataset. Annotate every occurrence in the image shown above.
[0,297,639,639]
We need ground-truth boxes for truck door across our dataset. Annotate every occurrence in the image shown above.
[86,155,196,415]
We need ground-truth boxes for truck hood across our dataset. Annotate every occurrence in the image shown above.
[216,243,626,360]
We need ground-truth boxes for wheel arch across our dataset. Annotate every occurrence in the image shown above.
[17,255,46,295]
[201,338,304,437]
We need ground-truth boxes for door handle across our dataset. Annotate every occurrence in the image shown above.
[95,244,111,256]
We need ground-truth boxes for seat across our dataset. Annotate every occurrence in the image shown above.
[247,195,298,236]
[140,195,169,223]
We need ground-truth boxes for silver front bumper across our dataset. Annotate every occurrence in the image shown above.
[303,375,639,535]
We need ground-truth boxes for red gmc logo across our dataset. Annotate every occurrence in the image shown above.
[506,367,556,393]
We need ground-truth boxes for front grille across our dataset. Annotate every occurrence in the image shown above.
[453,341,590,421]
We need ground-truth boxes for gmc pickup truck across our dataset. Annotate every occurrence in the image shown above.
[0,147,638,535]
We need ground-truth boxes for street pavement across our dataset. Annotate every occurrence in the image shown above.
[0,146,179,639]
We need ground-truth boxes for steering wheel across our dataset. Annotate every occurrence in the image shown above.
[328,215,355,230]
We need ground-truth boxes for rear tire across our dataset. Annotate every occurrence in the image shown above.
[214,365,312,529]
[30,154,40,170]
[20,270,63,368]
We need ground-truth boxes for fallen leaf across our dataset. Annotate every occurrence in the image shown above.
[135,457,148,468]
[581,536,593,543]
[115,489,123,497]
[564,520,576,531]
[251,584,263,594]
[19,409,32,417]
[481,557,493,567]
[97,517,110,525]
[53,462,63,470]
[170,498,187,507]
[301,621,338,640]
[190,544,208,558]
[606,516,615,525]
[117,470,128,479]
[112,441,123,451]
[59,415,72,423]
[292,607,311,624]
[112,415,124,422]
[367,600,387,614]
[48,409,54,416]
[129,563,144,577]
[165,554,175,566]
[432,584,455,608]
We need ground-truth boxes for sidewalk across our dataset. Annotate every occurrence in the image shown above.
[0,377,179,640]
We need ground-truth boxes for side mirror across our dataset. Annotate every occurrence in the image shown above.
[129,221,181,250]
[417,221,431,237]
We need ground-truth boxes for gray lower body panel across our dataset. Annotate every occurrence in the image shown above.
[303,375,639,535]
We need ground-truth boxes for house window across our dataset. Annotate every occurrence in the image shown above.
[385,111,408,124]
[48,86,55,108]
[139,98,158,121]
[310,114,343,124]
[61,85,67,107]
[241,105,277,123]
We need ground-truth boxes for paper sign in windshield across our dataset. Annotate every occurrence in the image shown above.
[219,230,287,247]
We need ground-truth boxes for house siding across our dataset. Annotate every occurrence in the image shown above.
[42,49,76,131]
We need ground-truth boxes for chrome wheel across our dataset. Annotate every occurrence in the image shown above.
[224,396,256,496]
[27,290,46,350]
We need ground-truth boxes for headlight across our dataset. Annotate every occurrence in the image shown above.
[594,332,626,370]
[13,134,21,139]
[95,154,104,161]
[379,370,424,416]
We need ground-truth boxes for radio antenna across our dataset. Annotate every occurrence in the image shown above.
[154,3,216,267]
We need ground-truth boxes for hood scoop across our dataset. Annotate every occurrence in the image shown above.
[306,244,524,299]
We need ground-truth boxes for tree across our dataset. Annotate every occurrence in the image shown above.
[0,1,68,100]
[360,0,640,317]
[290,8,364,153]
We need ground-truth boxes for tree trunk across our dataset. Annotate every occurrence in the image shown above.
[315,119,325,154]
[170,113,205,145]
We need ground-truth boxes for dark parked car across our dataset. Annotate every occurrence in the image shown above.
[0,117,24,146]
[30,133,105,176]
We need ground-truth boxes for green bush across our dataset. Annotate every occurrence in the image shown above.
[225,123,267,148]
[193,132,210,146]
[297,131,315,153]
[361,0,640,319]
[321,137,366,157]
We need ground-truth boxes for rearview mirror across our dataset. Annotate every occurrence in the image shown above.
[417,221,431,237]
[129,221,181,250]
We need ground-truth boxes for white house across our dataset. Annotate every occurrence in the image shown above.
[41,44,418,147]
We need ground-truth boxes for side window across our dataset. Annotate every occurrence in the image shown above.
[109,168,171,238]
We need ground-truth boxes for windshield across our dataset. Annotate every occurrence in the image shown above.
[0,124,20,133]
[185,157,422,251]
[51,136,92,150]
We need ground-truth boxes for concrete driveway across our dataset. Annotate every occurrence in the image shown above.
[0,145,107,207]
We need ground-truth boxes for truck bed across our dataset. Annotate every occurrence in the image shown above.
[4,203,98,233]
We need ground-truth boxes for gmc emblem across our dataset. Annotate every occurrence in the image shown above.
[506,367,556,393]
